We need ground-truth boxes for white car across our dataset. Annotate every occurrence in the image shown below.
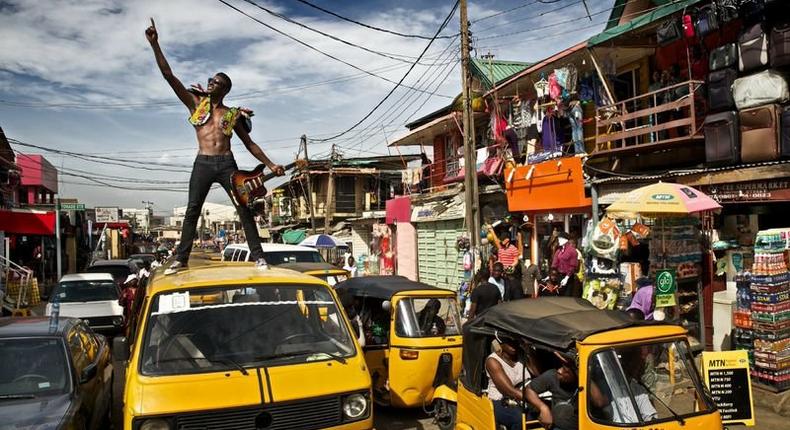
[222,243,324,265]
[45,273,124,335]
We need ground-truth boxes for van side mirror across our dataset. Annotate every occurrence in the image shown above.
[80,362,98,384]
[113,336,130,362]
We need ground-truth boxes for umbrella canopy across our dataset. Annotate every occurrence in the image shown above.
[299,234,349,249]
[606,182,721,217]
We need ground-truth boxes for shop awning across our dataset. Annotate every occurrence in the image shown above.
[0,209,56,235]
[282,229,307,244]
[411,194,465,222]
[588,0,704,47]
[389,112,460,147]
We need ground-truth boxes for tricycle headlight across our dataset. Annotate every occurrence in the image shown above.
[139,418,171,430]
[342,393,367,419]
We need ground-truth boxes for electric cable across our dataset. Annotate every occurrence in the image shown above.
[237,0,450,65]
[287,0,458,40]
[216,0,454,99]
[308,0,460,143]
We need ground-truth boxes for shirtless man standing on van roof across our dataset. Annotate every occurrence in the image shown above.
[145,19,284,274]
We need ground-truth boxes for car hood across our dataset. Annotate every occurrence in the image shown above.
[47,300,123,318]
[135,358,370,415]
[0,393,71,429]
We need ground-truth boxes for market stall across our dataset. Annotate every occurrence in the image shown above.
[589,182,721,347]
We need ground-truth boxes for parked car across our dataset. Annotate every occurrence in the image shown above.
[86,258,139,286]
[222,243,325,264]
[45,273,125,335]
[129,253,156,269]
[0,316,113,430]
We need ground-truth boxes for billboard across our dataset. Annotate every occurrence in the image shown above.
[95,207,119,223]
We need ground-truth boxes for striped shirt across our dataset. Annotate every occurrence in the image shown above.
[498,243,520,267]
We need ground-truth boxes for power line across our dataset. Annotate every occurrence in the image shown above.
[309,0,460,143]
[320,36,460,151]
[471,0,540,23]
[237,0,448,65]
[216,0,454,99]
[288,0,458,40]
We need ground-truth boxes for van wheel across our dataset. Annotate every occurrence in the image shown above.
[433,399,456,430]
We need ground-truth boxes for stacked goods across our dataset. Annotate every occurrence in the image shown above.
[750,229,790,392]
[704,7,790,166]
[734,272,754,366]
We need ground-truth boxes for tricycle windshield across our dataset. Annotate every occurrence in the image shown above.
[588,339,716,426]
[394,297,461,338]
[140,284,356,376]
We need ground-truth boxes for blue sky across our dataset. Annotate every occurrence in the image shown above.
[0,0,611,214]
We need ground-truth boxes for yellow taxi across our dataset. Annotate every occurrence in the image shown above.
[115,262,372,430]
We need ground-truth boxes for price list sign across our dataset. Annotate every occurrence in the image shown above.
[701,350,755,426]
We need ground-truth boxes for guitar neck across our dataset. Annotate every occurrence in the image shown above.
[260,161,298,181]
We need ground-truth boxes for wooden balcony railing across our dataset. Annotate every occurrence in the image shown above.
[594,80,705,157]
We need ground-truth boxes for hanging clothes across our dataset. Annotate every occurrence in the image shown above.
[548,72,562,101]
[569,101,585,154]
[534,77,549,98]
[541,112,564,154]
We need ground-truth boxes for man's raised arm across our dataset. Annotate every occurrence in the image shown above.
[145,19,195,111]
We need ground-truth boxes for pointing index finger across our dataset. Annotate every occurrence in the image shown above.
[150,17,156,28]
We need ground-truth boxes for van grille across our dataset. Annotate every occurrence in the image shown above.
[175,396,343,430]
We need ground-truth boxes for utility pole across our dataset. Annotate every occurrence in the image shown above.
[460,0,481,250]
[55,196,62,280]
[324,144,336,234]
[141,200,153,235]
[300,135,317,234]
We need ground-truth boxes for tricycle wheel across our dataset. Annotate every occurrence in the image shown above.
[433,398,456,430]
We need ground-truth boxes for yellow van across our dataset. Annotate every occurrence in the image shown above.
[115,263,372,430]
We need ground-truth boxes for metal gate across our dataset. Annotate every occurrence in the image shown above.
[416,220,464,291]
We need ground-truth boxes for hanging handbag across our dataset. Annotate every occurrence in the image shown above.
[695,5,719,37]
[716,0,739,23]
[657,19,682,45]
[683,14,696,39]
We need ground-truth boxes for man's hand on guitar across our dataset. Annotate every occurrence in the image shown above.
[271,164,285,176]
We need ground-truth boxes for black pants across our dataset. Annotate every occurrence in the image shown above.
[174,154,264,264]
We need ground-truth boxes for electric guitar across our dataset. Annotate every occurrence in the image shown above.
[229,160,302,207]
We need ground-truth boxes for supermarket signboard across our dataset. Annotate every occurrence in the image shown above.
[702,350,755,426]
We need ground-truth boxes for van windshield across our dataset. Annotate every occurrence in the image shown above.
[395,297,461,338]
[264,251,324,264]
[53,280,119,302]
[140,284,356,376]
[588,340,716,426]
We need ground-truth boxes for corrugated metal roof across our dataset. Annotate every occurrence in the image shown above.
[588,0,704,46]
[470,58,532,90]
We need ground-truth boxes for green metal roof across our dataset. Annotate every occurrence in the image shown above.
[470,58,532,90]
[589,0,704,46]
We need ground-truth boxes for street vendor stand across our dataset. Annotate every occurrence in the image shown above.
[604,182,721,348]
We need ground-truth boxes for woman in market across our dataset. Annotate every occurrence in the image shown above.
[551,232,581,297]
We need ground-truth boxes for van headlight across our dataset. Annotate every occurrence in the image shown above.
[112,316,124,326]
[342,393,368,419]
[138,418,171,430]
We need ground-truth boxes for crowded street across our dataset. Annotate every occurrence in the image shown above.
[3,0,790,429]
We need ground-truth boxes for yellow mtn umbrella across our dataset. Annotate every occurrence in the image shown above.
[606,182,721,217]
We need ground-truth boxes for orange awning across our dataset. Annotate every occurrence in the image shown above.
[504,156,591,213]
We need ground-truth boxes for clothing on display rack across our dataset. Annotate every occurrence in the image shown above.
[569,101,585,154]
